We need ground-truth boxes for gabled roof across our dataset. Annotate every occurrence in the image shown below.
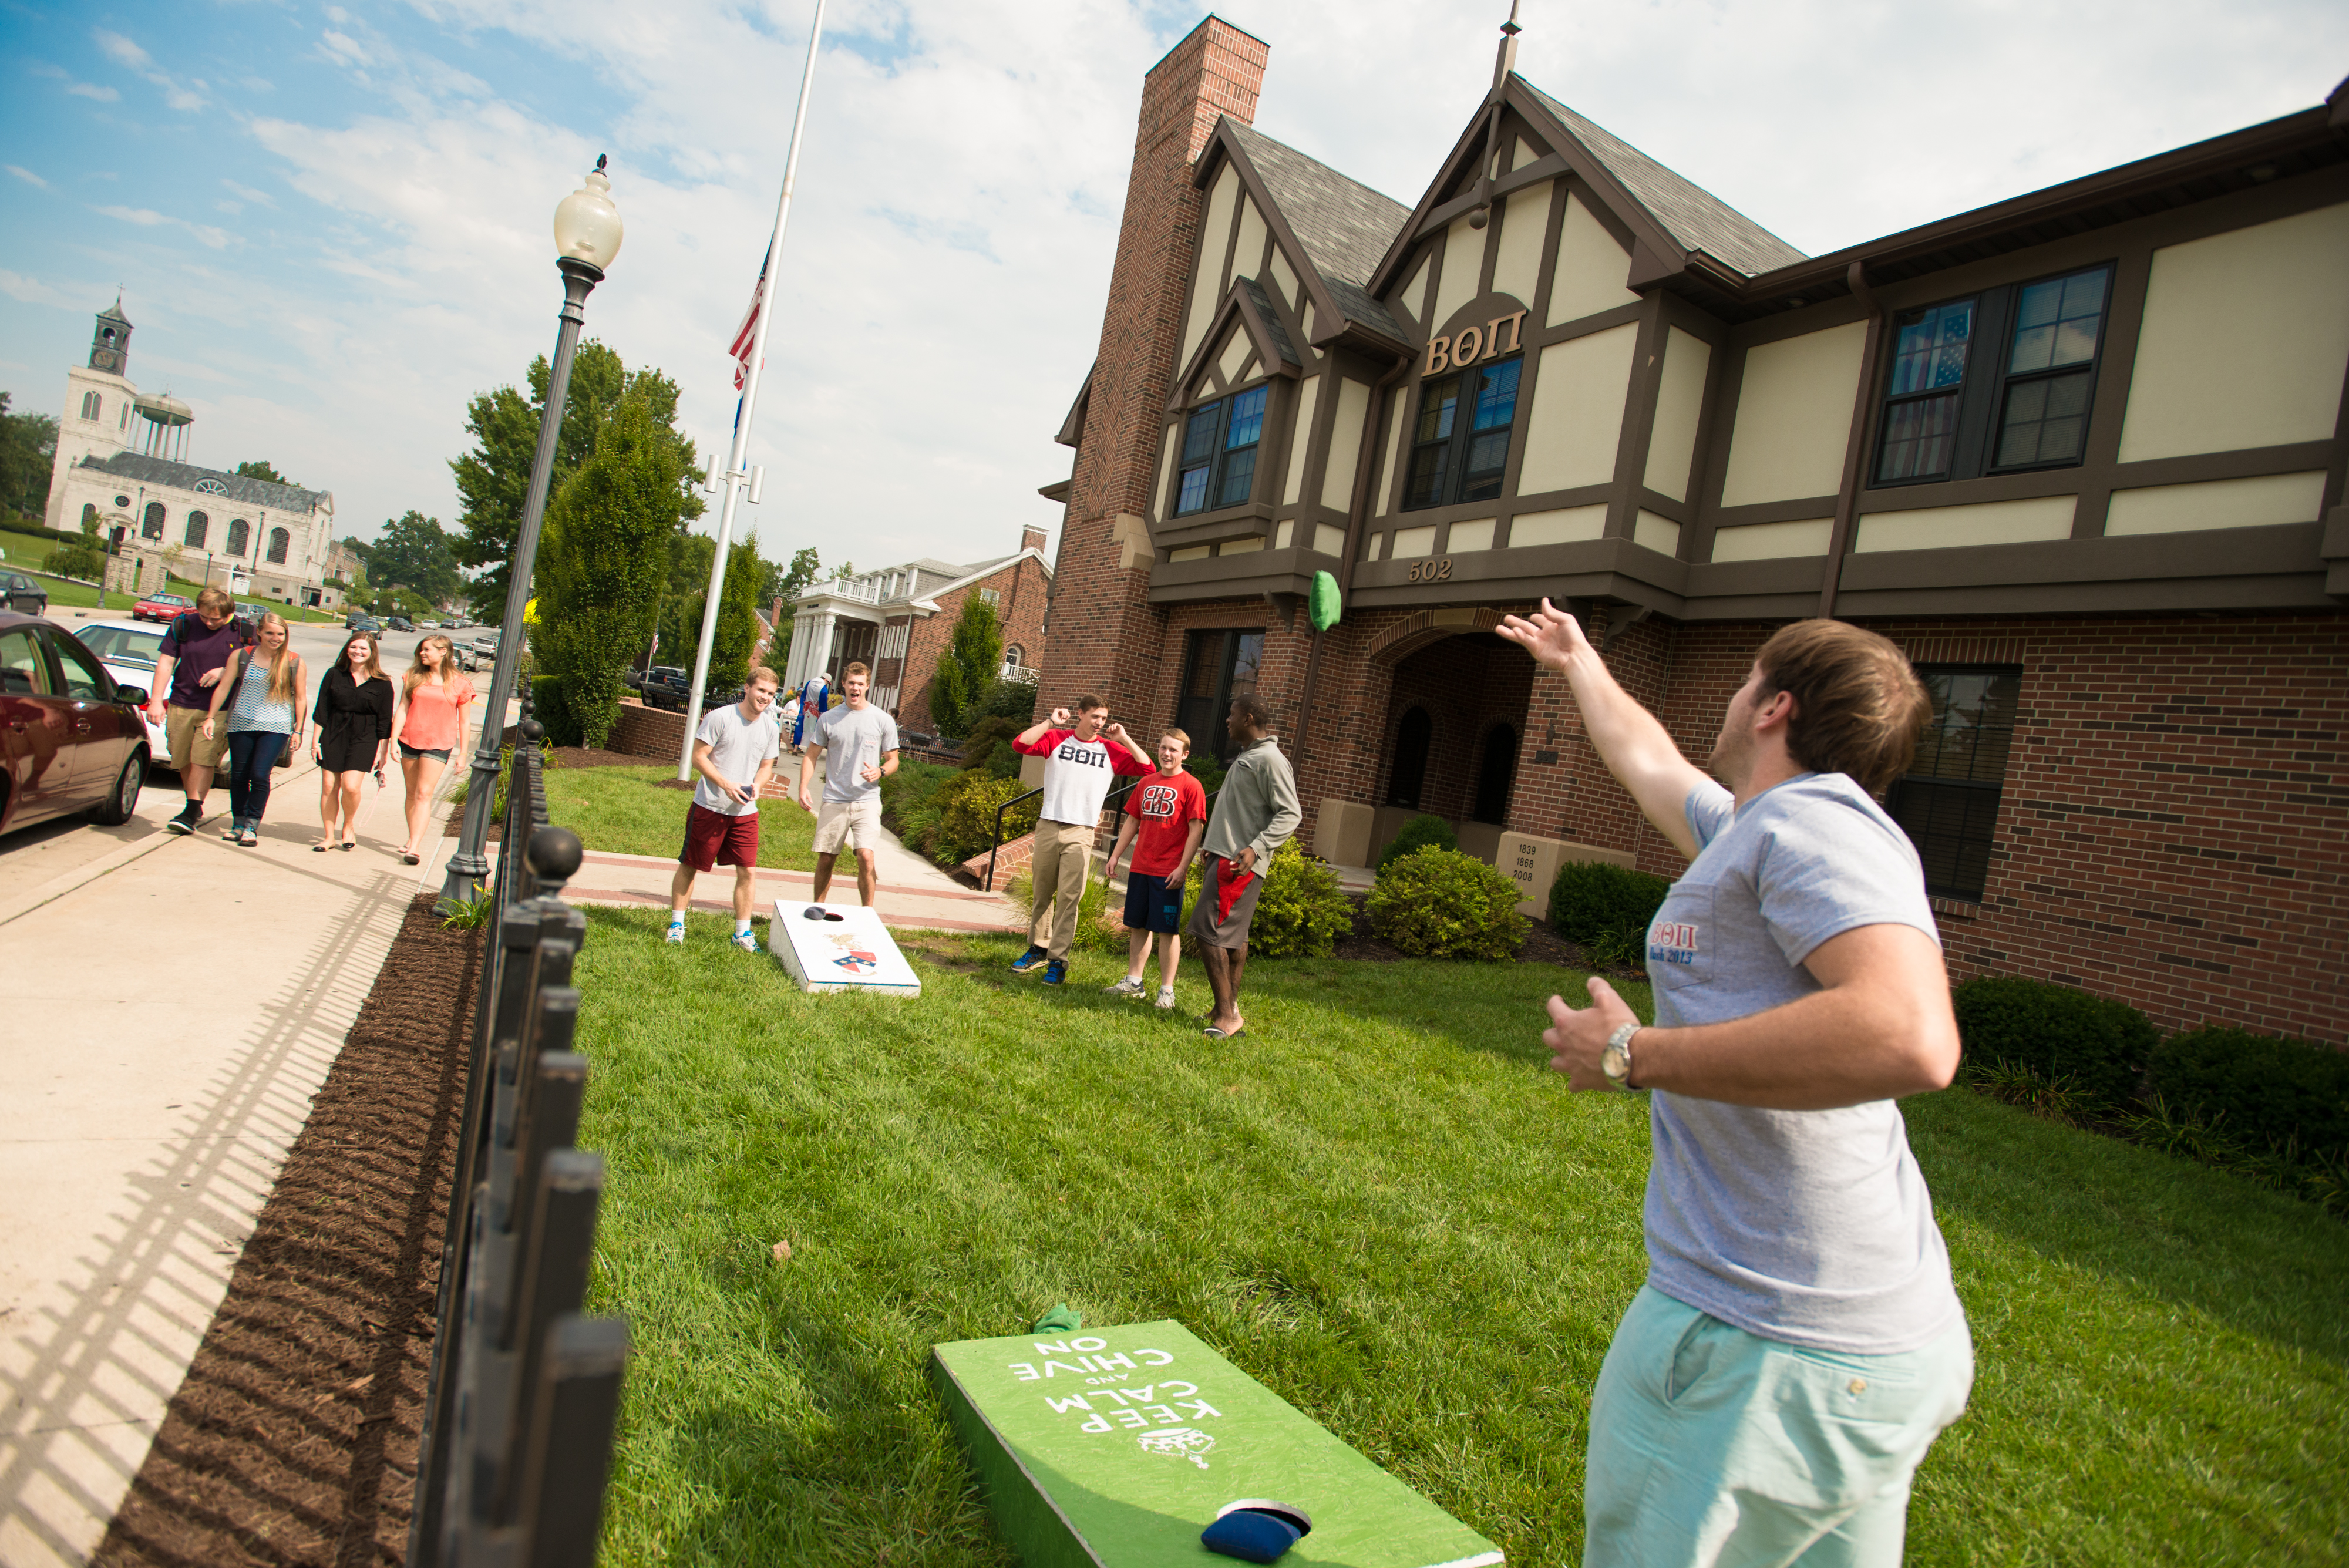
[82,450,329,510]
[1214,122,1413,347]
[1515,80,1805,279]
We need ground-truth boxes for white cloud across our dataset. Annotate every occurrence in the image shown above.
[5,166,47,189]
[222,179,277,208]
[0,270,82,309]
[95,204,171,227]
[92,29,153,70]
[65,82,122,102]
[92,204,238,251]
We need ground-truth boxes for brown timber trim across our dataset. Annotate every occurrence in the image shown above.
[1054,368,1091,449]
[1820,261,1887,616]
[1295,346,1414,772]
[1608,297,1673,543]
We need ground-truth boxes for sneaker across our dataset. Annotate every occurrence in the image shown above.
[1103,976,1147,998]
[165,803,201,836]
[665,921,686,945]
[731,929,762,954]
[1042,958,1067,986]
[1010,945,1048,973]
[1155,987,1178,1010]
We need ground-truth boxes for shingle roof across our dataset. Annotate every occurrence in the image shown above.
[1234,275,1298,366]
[1516,80,1806,278]
[1224,122,1412,341]
[82,450,328,510]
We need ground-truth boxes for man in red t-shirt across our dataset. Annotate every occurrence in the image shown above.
[1100,728,1209,1008]
[1009,695,1153,984]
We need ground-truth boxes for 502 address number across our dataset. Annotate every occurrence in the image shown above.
[1405,557,1453,583]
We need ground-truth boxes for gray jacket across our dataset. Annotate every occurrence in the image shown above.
[1202,735,1301,863]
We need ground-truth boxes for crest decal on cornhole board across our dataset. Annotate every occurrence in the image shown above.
[770,900,921,996]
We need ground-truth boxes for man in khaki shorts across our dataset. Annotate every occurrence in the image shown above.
[146,586,253,835]
[798,661,898,906]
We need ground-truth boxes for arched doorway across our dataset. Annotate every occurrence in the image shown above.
[1472,721,1518,824]
[1388,707,1432,809]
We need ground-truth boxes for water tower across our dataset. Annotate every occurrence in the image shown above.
[135,392,193,463]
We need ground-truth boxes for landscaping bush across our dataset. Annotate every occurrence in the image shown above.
[1952,976,2156,1113]
[1246,840,1352,959]
[1375,812,1458,872]
[2146,1025,2349,1164]
[1366,846,1527,960]
[935,772,1039,867]
[955,714,1025,777]
[43,539,104,580]
[879,761,959,859]
[1547,858,1671,948]
[531,674,584,748]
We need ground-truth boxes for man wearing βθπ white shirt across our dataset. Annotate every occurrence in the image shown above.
[1496,602,1970,1568]
[1007,695,1152,985]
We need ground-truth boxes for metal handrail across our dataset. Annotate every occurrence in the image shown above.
[980,773,1223,893]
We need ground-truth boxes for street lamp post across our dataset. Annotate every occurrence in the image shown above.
[438,156,624,913]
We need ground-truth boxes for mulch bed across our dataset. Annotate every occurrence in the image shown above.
[93,898,480,1567]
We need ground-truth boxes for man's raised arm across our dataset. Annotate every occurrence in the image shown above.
[1497,598,1709,859]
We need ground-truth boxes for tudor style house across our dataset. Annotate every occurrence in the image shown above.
[1041,17,2348,1044]
[779,526,1051,733]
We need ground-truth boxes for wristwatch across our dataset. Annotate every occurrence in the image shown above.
[1602,1022,1641,1089]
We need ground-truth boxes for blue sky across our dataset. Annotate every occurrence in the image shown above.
[5,1,2345,572]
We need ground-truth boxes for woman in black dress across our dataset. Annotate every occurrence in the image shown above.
[312,632,395,851]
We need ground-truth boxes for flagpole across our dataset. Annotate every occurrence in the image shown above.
[678,0,827,782]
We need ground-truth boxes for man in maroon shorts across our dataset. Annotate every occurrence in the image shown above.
[667,667,782,951]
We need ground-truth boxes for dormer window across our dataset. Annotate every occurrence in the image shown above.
[1405,357,1522,509]
[1173,385,1268,516]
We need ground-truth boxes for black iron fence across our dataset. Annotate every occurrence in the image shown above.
[409,717,629,1566]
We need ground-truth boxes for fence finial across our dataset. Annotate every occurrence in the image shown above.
[527,825,584,897]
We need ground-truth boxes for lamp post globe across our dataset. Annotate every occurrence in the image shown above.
[438,156,622,913]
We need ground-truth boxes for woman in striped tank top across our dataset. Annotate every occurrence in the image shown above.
[200,612,308,846]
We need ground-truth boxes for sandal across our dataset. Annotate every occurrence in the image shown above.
[1202,1024,1246,1040]
[340,839,358,851]
[312,842,331,853]
[402,850,421,866]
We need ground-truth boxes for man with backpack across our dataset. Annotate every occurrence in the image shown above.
[145,586,253,835]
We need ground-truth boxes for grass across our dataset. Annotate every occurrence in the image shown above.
[543,763,816,867]
[0,536,344,620]
[569,911,2348,1566]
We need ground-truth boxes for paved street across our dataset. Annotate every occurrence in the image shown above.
[0,657,474,1567]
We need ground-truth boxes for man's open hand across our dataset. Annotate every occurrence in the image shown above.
[1543,978,1640,1092]
[1496,598,1596,672]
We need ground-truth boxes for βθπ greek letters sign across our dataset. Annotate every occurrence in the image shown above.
[930,1319,1503,1566]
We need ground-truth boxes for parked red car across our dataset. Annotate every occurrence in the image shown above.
[132,591,194,624]
[0,611,151,835]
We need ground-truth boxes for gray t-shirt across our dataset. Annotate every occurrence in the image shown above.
[1642,772,1961,1355]
[692,702,780,817]
[812,704,900,804]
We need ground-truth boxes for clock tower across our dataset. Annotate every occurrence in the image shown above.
[89,295,132,375]
[45,295,141,530]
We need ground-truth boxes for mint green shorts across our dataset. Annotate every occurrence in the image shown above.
[1584,1286,1973,1568]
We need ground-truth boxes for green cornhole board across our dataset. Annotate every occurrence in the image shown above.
[931,1320,1503,1567]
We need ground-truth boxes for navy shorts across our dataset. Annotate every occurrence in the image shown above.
[1123,871,1184,934]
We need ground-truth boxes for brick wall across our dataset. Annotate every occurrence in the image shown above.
[610,699,686,761]
[1039,19,1269,721]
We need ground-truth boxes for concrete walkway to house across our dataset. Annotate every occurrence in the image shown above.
[556,826,1028,936]
[0,746,464,1567]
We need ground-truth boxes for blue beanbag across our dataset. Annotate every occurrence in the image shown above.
[1201,1500,1313,1563]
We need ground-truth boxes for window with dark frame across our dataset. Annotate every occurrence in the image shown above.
[1404,356,1522,509]
[1174,627,1266,763]
[1172,383,1270,517]
[1870,263,2114,487]
[1886,666,2022,903]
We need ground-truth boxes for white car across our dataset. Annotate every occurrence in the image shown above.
[74,619,175,768]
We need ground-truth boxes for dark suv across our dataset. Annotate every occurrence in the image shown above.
[640,665,690,710]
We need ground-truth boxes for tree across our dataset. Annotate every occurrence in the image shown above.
[928,595,1003,737]
[367,510,462,606]
[235,460,295,487]
[763,546,821,608]
[0,393,59,520]
[533,388,693,748]
[450,341,702,621]
[706,533,767,690]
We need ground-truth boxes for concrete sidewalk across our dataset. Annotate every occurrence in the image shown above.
[554,823,1027,936]
[0,745,463,1567]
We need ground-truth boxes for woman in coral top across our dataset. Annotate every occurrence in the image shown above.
[392,634,477,866]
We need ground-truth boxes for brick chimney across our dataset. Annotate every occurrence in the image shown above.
[1040,16,1268,715]
[1021,523,1049,555]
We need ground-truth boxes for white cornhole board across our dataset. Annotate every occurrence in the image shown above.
[771,899,923,997]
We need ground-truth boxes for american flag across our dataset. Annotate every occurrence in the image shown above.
[728,243,772,391]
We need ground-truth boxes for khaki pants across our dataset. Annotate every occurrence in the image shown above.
[1028,817,1093,960]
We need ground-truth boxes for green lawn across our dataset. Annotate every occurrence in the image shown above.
[544,763,815,866]
[0,537,344,620]
[570,910,2347,1566]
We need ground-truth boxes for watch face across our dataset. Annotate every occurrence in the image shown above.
[1603,1044,1629,1082]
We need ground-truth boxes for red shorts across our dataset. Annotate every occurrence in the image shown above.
[679,801,760,873]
